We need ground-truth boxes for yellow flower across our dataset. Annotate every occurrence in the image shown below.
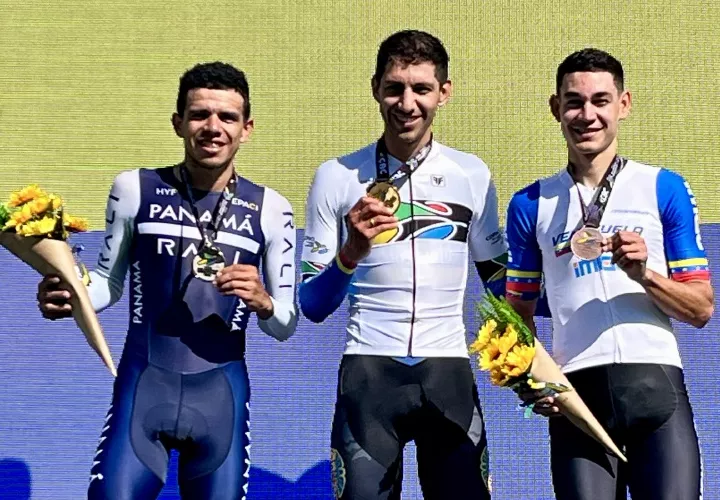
[8,185,47,207]
[504,344,535,375]
[26,196,52,216]
[5,204,34,229]
[479,343,501,371]
[495,326,518,355]
[63,214,89,232]
[17,216,58,236]
[469,319,498,354]
[490,369,510,386]
[50,195,63,210]
[478,324,518,369]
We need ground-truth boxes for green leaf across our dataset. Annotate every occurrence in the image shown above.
[0,203,10,227]
[476,290,535,346]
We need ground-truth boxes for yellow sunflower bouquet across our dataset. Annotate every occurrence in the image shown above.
[0,185,116,376]
[470,291,626,462]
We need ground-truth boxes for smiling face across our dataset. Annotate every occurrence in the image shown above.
[172,87,253,172]
[550,71,631,162]
[372,60,452,153]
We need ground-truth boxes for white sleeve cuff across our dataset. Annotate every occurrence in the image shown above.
[257,296,297,341]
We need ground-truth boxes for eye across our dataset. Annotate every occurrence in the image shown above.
[219,112,240,123]
[412,85,433,95]
[384,84,404,96]
[188,110,210,120]
[565,100,583,109]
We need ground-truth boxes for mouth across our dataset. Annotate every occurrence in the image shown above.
[392,113,422,129]
[197,139,226,154]
[571,126,603,140]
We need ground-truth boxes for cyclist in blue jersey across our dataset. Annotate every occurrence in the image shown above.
[298,30,549,499]
[36,62,297,499]
[507,49,714,499]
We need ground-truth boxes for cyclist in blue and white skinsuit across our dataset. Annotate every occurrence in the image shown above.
[299,30,523,500]
[507,49,714,500]
[37,62,297,500]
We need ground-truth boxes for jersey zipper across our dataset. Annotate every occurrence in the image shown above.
[407,174,418,356]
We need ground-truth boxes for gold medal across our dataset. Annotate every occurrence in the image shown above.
[367,181,401,214]
[570,226,603,260]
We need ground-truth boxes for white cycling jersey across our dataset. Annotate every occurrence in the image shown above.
[506,159,710,373]
[301,140,506,358]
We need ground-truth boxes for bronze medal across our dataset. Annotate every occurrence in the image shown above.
[367,181,401,214]
[570,226,603,260]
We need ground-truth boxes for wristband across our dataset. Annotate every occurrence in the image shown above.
[336,249,357,274]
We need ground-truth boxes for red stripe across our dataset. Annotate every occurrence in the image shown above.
[506,281,541,292]
[671,270,711,282]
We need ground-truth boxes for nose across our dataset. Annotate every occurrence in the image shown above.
[579,102,597,122]
[397,87,415,112]
[202,113,222,133]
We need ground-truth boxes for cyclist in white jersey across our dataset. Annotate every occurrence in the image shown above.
[299,30,510,500]
[507,49,714,500]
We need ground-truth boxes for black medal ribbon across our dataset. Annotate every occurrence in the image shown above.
[178,164,241,325]
[571,155,626,228]
[374,136,433,185]
[179,165,237,252]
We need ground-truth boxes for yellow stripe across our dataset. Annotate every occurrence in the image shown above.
[507,269,542,278]
[668,258,708,268]
[335,254,355,275]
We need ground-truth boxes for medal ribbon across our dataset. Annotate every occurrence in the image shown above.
[179,164,237,250]
[570,156,626,228]
[374,136,433,185]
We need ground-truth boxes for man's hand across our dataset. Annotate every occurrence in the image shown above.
[341,196,398,262]
[215,264,274,320]
[603,231,649,282]
[37,275,74,320]
[516,386,561,417]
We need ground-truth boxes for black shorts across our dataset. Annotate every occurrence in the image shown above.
[330,355,491,500]
[549,363,701,500]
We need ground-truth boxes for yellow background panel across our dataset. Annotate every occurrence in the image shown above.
[1,0,718,227]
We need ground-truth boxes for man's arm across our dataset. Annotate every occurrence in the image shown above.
[636,270,712,328]
[607,169,713,327]
[474,256,507,298]
[298,161,397,323]
[38,170,138,318]
[256,188,298,341]
[467,168,510,297]
[503,182,544,334]
[297,161,349,323]
[468,168,550,317]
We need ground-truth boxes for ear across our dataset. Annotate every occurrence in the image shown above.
[371,76,381,103]
[438,80,453,107]
[239,118,254,144]
[549,95,561,122]
[618,90,632,120]
[171,113,183,138]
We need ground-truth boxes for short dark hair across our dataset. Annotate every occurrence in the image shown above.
[556,48,624,94]
[176,62,251,120]
[374,30,449,84]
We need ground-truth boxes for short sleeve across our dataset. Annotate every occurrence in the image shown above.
[657,169,710,282]
[505,182,543,299]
